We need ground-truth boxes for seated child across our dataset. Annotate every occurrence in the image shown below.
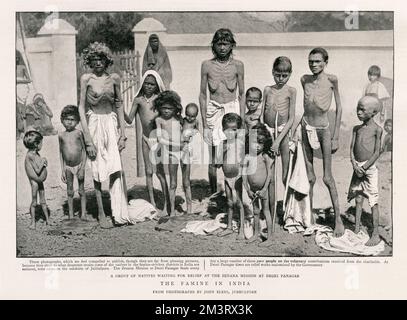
[217,113,246,239]
[59,105,90,220]
[242,123,274,246]
[23,128,49,229]
[348,96,383,246]
[381,119,392,153]
[244,87,262,130]
[363,65,390,125]
[154,90,186,216]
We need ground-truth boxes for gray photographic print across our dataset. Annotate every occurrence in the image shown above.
[16,11,393,257]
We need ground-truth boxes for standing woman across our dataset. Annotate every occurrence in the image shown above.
[199,28,245,196]
[78,42,129,228]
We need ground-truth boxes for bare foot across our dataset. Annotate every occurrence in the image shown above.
[236,232,245,240]
[81,214,97,222]
[354,226,360,234]
[333,220,345,237]
[365,233,381,246]
[29,221,36,230]
[258,239,273,247]
[99,217,114,229]
[218,228,234,237]
[246,235,259,244]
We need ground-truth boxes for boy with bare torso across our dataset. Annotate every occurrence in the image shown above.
[125,71,169,213]
[24,129,49,229]
[154,91,186,217]
[59,105,89,220]
[301,47,344,237]
[348,96,383,246]
[217,113,246,239]
[242,123,274,246]
[199,28,245,196]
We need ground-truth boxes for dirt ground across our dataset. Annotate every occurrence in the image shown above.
[16,127,393,257]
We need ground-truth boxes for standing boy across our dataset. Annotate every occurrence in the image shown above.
[348,96,383,246]
[59,105,89,220]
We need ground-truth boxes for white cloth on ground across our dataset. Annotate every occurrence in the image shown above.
[87,110,129,224]
[312,227,384,256]
[180,213,227,235]
[348,160,379,208]
[127,199,158,223]
[206,99,240,146]
[283,141,312,233]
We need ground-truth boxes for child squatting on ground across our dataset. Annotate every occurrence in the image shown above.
[242,123,274,246]
[216,113,246,239]
[348,95,383,246]
[24,129,49,229]
[154,90,192,216]
[59,105,90,220]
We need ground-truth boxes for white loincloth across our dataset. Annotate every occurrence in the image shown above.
[348,160,379,208]
[206,99,240,146]
[302,117,329,150]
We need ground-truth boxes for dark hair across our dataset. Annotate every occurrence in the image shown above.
[61,105,80,122]
[246,87,262,100]
[154,90,183,119]
[273,56,292,73]
[368,65,381,77]
[222,112,242,130]
[245,123,273,156]
[149,34,159,41]
[82,42,114,68]
[185,103,199,114]
[309,47,329,63]
[211,28,236,57]
[23,130,43,150]
[384,118,392,127]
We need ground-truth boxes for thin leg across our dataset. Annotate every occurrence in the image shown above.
[318,129,344,237]
[301,124,316,224]
[156,163,170,215]
[218,180,234,237]
[93,180,107,223]
[354,194,364,234]
[66,170,74,219]
[247,198,260,243]
[142,139,156,207]
[280,134,291,187]
[268,161,276,232]
[168,163,179,217]
[366,204,380,246]
[235,178,246,240]
[259,194,273,247]
[208,145,217,195]
[38,182,49,225]
[181,162,192,214]
[29,180,39,229]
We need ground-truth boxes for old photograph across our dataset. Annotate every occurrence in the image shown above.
[16,11,393,257]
